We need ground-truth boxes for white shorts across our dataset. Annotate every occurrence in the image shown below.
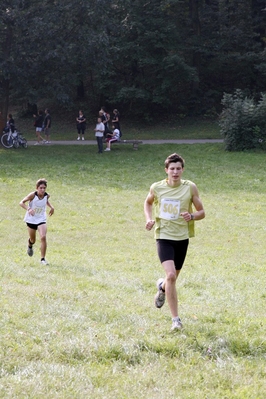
[36,127,42,132]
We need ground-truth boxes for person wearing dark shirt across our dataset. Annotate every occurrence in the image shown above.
[7,114,15,133]
[44,108,52,144]
[33,110,45,145]
[112,109,122,136]
[76,110,86,140]
[100,106,112,138]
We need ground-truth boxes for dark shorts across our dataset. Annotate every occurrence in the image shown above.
[77,126,85,134]
[156,239,189,270]
[27,222,46,230]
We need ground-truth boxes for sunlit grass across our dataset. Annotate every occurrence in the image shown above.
[0,143,265,398]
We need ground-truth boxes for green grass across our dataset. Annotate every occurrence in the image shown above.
[0,143,265,398]
[16,115,221,141]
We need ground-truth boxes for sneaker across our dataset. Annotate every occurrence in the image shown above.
[27,246,33,256]
[104,148,111,151]
[77,137,80,140]
[82,137,84,141]
[154,278,165,308]
[34,142,40,145]
[40,259,49,265]
[45,141,51,144]
[171,317,183,331]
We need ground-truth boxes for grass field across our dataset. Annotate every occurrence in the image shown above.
[16,115,221,141]
[0,142,265,398]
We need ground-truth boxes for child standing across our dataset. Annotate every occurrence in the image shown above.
[94,117,105,153]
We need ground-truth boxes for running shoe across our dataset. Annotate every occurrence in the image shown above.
[27,245,33,257]
[171,317,183,330]
[40,259,49,265]
[154,278,165,308]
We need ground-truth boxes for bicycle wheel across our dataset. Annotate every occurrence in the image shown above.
[13,140,19,148]
[22,141,28,148]
[1,133,13,149]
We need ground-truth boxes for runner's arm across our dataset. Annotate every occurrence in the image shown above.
[19,192,35,210]
[144,188,155,230]
[181,183,205,222]
[47,199,54,216]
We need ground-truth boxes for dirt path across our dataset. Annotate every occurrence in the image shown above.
[28,139,223,146]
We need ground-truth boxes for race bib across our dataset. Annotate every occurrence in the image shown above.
[160,199,180,220]
[34,206,44,215]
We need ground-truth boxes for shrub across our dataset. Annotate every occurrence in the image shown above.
[219,89,266,151]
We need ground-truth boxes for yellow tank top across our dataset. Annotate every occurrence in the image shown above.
[151,179,195,240]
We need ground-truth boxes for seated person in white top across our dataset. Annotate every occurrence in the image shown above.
[104,125,120,151]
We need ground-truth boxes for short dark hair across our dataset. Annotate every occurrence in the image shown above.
[165,153,185,168]
[36,178,47,188]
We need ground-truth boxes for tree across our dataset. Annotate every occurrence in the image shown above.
[1,0,266,122]
[0,3,14,128]
[0,0,112,124]
[93,0,198,117]
[219,89,266,151]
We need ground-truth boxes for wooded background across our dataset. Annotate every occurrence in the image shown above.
[1,0,266,124]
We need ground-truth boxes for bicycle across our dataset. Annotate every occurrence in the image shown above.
[1,128,28,149]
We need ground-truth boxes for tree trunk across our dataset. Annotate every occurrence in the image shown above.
[189,0,201,105]
[77,80,85,99]
[0,79,10,132]
[0,20,12,131]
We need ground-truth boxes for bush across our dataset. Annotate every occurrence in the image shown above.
[219,89,266,151]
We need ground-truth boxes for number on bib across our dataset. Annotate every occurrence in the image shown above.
[160,199,180,220]
[34,207,43,215]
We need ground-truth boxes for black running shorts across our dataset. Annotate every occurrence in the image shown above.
[156,239,189,270]
[26,222,46,230]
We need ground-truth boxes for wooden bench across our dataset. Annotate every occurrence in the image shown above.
[113,139,143,150]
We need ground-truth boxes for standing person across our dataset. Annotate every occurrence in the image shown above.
[43,108,51,143]
[19,178,54,265]
[7,114,15,133]
[100,106,111,137]
[104,125,120,151]
[112,109,122,136]
[94,117,105,153]
[76,110,86,140]
[144,153,205,331]
[33,110,45,145]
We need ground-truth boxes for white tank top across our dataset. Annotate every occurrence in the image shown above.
[24,192,48,224]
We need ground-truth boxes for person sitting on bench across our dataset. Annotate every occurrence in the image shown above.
[104,125,120,151]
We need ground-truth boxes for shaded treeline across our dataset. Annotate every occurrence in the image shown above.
[0,0,266,124]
